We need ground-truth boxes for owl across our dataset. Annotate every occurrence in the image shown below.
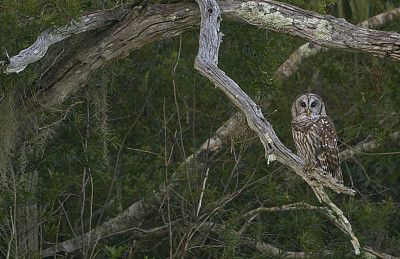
[291,93,343,184]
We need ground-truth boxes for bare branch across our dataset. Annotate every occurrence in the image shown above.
[196,168,209,218]
[275,7,400,81]
[239,202,325,235]
[216,222,398,259]
[41,110,245,257]
[22,2,201,118]
[194,0,360,253]
[341,131,400,160]
[25,1,400,257]
[7,0,400,119]
[2,5,130,74]
[239,205,400,258]
[202,221,333,258]
[362,246,400,259]
[251,240,331,258]
[243,202,324,218]
[357,7,400,31]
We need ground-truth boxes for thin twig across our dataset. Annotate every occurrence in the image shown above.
[196,168,209,218]
[194,0,360,253]
[275,7,400,80]
[96,106,145,227]
[164,98,174,259]
[362,246,400,259]
[239,202,325,235]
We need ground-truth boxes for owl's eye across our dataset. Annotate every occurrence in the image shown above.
[311,102,317,107]
[300,102,306,107]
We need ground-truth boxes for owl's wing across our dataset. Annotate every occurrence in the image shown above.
[315,116,343,183]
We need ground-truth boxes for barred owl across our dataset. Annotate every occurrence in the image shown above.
[291,93,343,183]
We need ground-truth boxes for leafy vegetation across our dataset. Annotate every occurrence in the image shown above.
[0,0,399,258]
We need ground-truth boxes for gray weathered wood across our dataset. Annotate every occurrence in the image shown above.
[1,0,400,118]
[221,0,400,59]
[6,0,400,119]
[194,0,360,254]
[22,3,200,118]
[41,112,244,257]
[4,5,130,74]
[40,112,396,256]
[275,6,400,80]
[11,0,400,256]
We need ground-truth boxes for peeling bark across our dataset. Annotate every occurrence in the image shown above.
[40,116,399,257]
[22,2,201,118]
[7,0,399,257]
[2,4,130,74]
[275,7,400,81]
[6,0,400,120]
[194,0,360,253]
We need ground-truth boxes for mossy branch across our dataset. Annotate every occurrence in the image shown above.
[275,6,400,81]
[2,1,400,118]
[2,4,130,74]
[194,0,360,254]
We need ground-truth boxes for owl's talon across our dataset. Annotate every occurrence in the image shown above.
[304,164,315,172]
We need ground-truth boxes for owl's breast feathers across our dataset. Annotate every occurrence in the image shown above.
[292,115,343,183]
[291,116,318,132]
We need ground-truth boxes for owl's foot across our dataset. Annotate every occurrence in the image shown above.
[304,164,315,172]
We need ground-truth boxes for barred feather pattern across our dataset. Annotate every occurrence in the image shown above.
[292,115,343,184]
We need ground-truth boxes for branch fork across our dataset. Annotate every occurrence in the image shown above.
[194,0,359,254]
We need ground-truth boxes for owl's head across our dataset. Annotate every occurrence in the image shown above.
[291,93,326,119]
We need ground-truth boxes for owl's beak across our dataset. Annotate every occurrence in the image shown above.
[307,109,310,116]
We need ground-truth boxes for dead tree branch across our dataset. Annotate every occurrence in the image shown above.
[245,238,331,258]
[200,221,331,258]
[341,131,400,160]
[362,246,400,259]
[210,221,397,259]
[22,2,201,118]
[5,0,400,119]
[225,205,398,258]
[239,202,325,235]
[275,7,400,80]
[2,4,130,74]
[39,103,398,257]
[243,202,324,218]
[19,0,399,257]
[194,0,360,253]
[41,111,244,257]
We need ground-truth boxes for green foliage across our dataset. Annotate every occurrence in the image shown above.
[104,245,127,259]
[220,23,295,98]
[306,0,338,13]
[333,0,400,23]
[0,0,119,61]
[0,0,400,257]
